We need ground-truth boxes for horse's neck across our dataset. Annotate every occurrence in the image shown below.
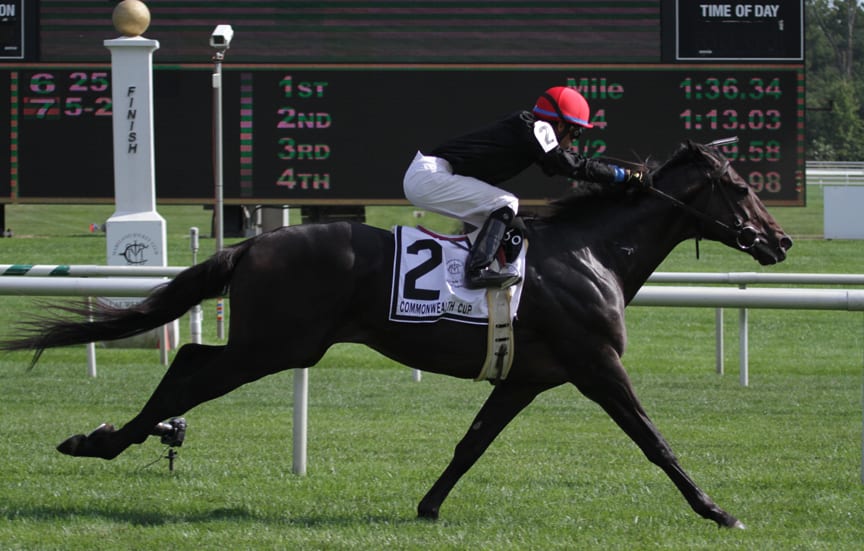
[548,147,715,303]
[610,199,695,301]
[561,189,697,303]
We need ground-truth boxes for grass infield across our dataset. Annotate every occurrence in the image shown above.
[1,190,863,549]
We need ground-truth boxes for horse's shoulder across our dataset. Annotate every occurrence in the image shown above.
[523,237,624,308]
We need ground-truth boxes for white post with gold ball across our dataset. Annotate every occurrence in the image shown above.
[103,1,176,354]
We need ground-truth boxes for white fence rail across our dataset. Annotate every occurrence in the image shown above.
[1,269,863,480]
[6,277,862,310]
[649,271,864,285]
[634,286,864,310]
[646,271,864,385]
[3,268,863,382]
[0,264,184,278]
[0,276,167,296]
[2,269,862,386]
[806,162,864,186]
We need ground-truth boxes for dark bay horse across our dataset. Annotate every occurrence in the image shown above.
[2,141,791,528]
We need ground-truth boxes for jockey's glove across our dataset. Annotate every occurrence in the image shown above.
[624,169,652,189]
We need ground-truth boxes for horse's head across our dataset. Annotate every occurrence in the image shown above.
[651,141,792,265]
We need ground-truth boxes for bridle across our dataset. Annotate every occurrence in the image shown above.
[646,139,760,251]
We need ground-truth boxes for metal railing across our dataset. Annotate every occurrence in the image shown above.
[806,161,864,186]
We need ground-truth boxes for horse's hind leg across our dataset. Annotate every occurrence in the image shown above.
[58,343,261,459]
[572,351,744,528]
[417,381,553,519]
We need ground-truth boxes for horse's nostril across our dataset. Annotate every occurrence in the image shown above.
[780,236,793,251]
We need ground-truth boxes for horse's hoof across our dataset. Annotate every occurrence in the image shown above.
[57,423,115,457]
[417,505,439,521]
[57,434,86,456]
[717,517,746,530]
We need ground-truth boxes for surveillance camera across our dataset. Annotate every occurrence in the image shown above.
[210,24,234,49]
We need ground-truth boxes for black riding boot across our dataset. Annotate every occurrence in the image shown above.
[465,207,521,289]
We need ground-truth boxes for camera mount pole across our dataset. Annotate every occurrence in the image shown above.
[166,449,178,472]
[211,34,228,339]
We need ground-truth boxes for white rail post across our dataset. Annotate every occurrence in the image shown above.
[86,342,97,378]
[293,368,308,475]
[715,308,724,375]
[189,227,203,344]
[739,284,749,387]
[86,296,97,378]
[159,326,169,366]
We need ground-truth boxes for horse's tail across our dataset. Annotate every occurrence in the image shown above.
[1,237,257,366]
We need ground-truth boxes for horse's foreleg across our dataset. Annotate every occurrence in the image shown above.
[573,354,744,529]
[58,343,251,460]
[417,381,552,519]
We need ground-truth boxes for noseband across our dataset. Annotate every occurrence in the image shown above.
[647,148,760,251]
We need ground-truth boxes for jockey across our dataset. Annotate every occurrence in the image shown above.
[404,86,649,290]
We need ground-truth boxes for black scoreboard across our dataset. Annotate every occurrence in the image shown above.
[671,0,803,61]
[0,1,805,206]
[0,63,803,206]
[0,0,37,61]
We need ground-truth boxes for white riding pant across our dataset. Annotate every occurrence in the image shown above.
[403,151,519,229]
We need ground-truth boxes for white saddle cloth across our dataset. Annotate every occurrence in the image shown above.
[388,225,526,325]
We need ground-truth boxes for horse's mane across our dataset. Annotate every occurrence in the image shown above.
[541,141,715,222]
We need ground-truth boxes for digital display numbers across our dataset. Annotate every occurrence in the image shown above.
[0,64,804,206]
[21,71,112,118]
[673,74,795,195]
[550,68,801,201]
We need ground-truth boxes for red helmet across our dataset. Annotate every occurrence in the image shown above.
[532,86,593,128]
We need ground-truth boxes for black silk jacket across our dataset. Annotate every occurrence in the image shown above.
[430,111,621,185]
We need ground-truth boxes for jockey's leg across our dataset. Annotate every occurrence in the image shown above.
[465,206,521,289]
